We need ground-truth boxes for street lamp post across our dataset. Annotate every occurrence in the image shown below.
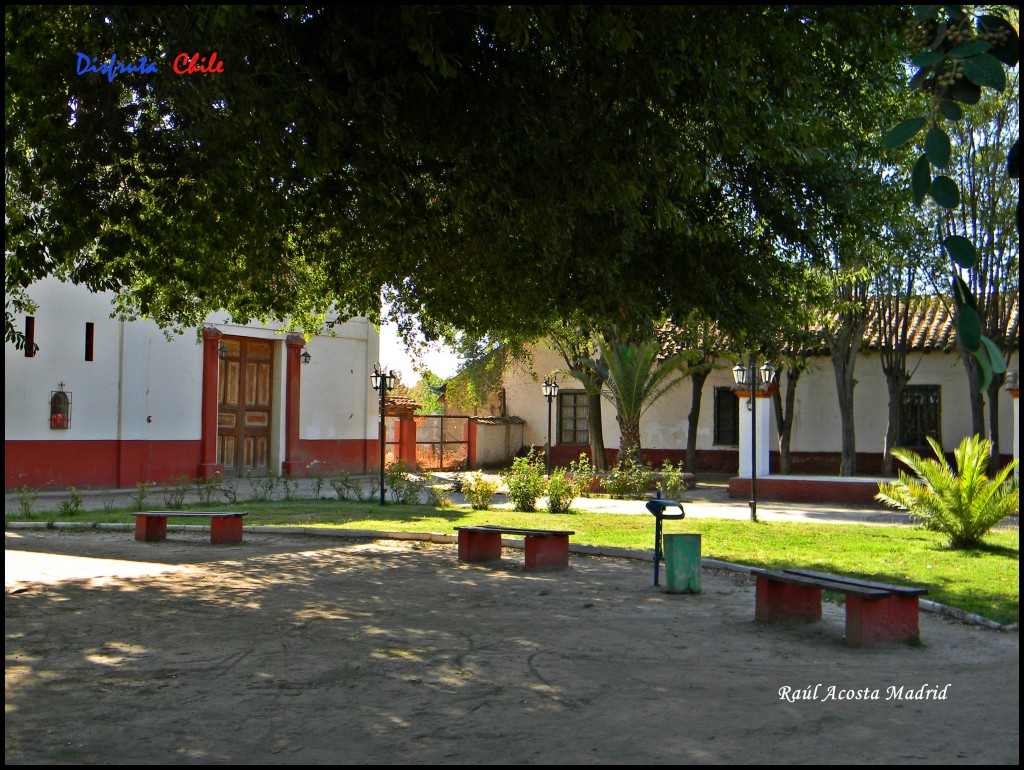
[542,377,559,476]
[371,363,397,505]
[732,357,774,522]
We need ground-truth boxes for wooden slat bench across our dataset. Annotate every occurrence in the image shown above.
[455,526,575,570]
[134,511,248,544]
[750,567,928,645]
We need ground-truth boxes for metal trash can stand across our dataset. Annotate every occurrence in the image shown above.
[664,533,701,594]
[645,498,686,587]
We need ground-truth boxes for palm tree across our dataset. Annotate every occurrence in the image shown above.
[876,435,1019,549]
[583,337,690,460]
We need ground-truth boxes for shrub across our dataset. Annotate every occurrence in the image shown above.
[221,480,240,504]
[656,460,694,500]
[132,482,154,512]
[604,449,652,499]
[328,470,360,500]
[462,473,498,510]
[423,472,453,508]
[194,473,221,505]
[58,487,84,517]
[385,461,422,504]
[876,435,1019,549]
[359,477,382,502]
[567,454,596,498]
[163,475,191,510]
[504,450,547,512]
[16,486,37,517]
[546,469,575,513]
[247,471,278,502]
[280,474,299,501]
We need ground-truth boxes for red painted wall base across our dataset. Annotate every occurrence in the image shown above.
[6,438,375,490]
[729,477,885,506]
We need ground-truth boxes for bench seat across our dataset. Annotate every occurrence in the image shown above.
[135,511,247,544]
[455,526,575,570]
[750,567,927,646]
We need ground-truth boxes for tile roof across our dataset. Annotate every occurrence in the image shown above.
[384,395,422,414]
[657,296,1019,357]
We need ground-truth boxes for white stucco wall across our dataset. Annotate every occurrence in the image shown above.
[298,318,378,442]
[474,421,525,467]
[505,346,741,453]
[6,280,380,453]
[5,278,204,442]
[785,350,1019,455]
[502,341,1020,458]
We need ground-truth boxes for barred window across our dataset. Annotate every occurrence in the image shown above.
[714,387,739,446]
[900,385,941,449]
[557,391,589,445]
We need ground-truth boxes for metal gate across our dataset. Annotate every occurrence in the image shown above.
[414,415,469,470]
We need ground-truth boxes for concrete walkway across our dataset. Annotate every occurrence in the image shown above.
[4,472,919,526]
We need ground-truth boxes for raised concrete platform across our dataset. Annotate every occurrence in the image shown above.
[729,475,885,506]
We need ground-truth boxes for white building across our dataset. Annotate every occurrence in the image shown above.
[502,311,1020,478]
[5,279,381,490]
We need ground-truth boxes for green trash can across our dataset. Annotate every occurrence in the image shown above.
[664,533,701,593]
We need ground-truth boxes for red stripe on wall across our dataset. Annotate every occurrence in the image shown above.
[5,440,201,489]
[6,439,375,489]
[293,440,372,475]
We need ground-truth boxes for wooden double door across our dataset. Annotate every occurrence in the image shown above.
[217,337,274,477]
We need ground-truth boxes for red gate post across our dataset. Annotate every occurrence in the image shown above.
[399,414,418,469]
[466,419,478,470]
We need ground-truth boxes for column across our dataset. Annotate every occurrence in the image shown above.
[281,334,305,476]
[735,389,773,479]
[198,327,224,481]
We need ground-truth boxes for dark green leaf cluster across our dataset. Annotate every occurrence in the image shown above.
[7,6,906,347]
[883,6,1018,391]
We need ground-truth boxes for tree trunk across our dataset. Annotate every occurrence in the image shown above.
[617,415,641,461]
[828,331,863,477]
[956,335,987,438]
[823,280,868,477]
[986,373,1005,469]
[834,375,857,476]
[685,371,709,474]
[586,388,607,470]
[881,370,908,477]
[771,367,800,475]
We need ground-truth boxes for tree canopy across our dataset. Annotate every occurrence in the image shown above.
[6,5,908,349]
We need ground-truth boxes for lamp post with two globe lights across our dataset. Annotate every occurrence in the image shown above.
[732,358,775,522]
[371,363,397,505]
[542,376,559,476]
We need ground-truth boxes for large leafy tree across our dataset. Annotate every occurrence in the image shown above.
[7,5,907,351]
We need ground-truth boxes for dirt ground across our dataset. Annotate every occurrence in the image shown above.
[5,529,1019,765]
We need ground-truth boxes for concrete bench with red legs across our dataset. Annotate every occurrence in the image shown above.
[134,511,248,544]
[455,525,575,570]
[750,567,928,645]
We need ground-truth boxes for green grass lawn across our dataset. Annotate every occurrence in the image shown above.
[10,499,1018,624]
